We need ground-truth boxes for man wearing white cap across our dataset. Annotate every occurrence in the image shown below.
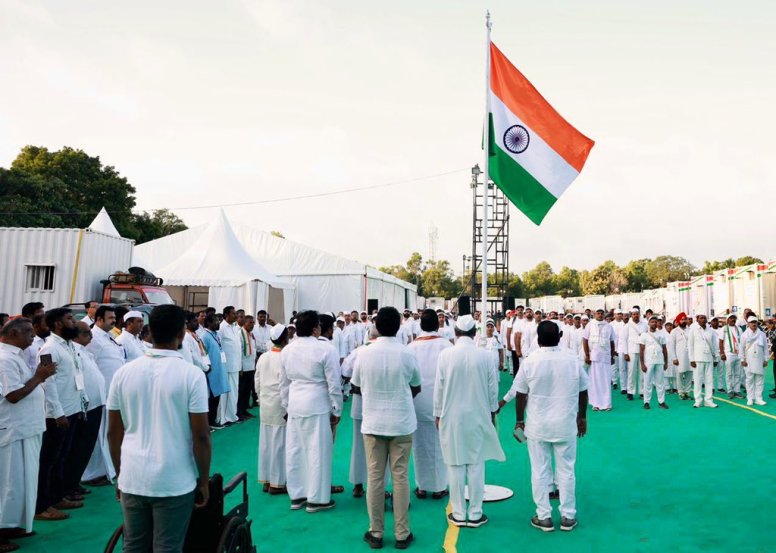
[115,311,146,362]
[577,315,589,367]
[582,309,616,411]
[256,324,289,494]
[611,310,626,391]
[477,319,504,373]
[739,316,768,406]
[687,314,720,408]
[434,315,504,528]
[719,314,744,400]
[638,316,669,409]
[514,308,538,367]
[408,309,453,500]
[620,309,647,401]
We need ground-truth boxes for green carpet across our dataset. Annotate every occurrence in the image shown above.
[20,364,774,553]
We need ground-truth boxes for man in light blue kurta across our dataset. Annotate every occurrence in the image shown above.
[201,314,230,428]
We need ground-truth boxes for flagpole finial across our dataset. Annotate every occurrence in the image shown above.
[486,10,492,30]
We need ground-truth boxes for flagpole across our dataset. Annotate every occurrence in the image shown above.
[481,10,492,316]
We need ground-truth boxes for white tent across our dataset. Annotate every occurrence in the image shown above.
[88,207,121,237]
[134,216,417,314]
[150,211,296,318]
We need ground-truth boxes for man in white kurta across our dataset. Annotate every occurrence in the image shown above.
[0,319,55,545]
[582,309,616,411]
[502,320,588,533]
[217,307,242,425]
[408,310,453,498]
[115,311,146,362]
[434,315,504,528]
[182,312,210,373]
[638,317,669,409]
[720,314,744,399]
[279,311,343,512]
[515,310,538,364]
[667,314,693,400]
[620,309,647,401]
[611,310,626,391]
[739,316,768,406]
[687,314,720,408]
[256,324,288,492]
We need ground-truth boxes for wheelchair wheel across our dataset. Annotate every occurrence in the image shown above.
[104,525,124,553]
[216,516,254,553]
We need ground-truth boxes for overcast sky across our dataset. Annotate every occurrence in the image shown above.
[2,0,774,274]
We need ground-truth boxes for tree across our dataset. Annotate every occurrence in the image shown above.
[507,273,526,299]
[644,255,696,287]
[700,258,735,274]
[553,266,581,297]
[421,259,461,298]
[131,209,188,244]
[580,260,627,295]
[270,230,286,239]
[521,261,556,297]
[735,256,764,266]
[623,259,651,292]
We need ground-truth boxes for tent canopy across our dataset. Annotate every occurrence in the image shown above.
[88,207,121,237]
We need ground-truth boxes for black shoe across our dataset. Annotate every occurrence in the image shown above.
[770,391,776,399]
[306,500,336,513]
[363,531,383,549]
[560,517,578,532]
[659,403,669,409]
[627,394,634,400]
[263,483,270,493]
[467,515,489,528]
[620,390,628,395]
[612,383,618,390]
[414,488,428,499]
[447,513,467,527]
[395,532,414,550]
[717,388,725,393]
[643,403,650,410]
[353,484,365,498]
[431,490,449,500]
[639,394,643,399]
[530,516,554,532]
[210,423,225,430]
[548,489,559,500]
[290,498,307,510]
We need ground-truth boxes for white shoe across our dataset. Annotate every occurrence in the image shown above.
[755,400,767,406]
[704,402,718,408]
[747,400,754,406]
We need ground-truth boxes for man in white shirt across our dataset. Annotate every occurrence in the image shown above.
[435,315,504,529]
[739,316,768,406]
[0,318,56,549]
[350,310,366,346]
[182,312,210,373]
[115,311,146,362]
[252,310,272,363]
[582,309,616,411]
[81,301,98,327]
[408,309,453,500]
[719,314,744,399]
[279,311,343,513]
[507,306,525,375]
[501,321,588,533]
[256,324,289,495]
[668,313,693,400]
[437,311,455,343]
[237,315,258,420]
[687,314,720,408]
[352,307,421,549]
[638,316,669,409]
[515,308,538,365]
[107,305,211,552]
[610,309,626,391]
[23,313,50,372]
[217,306,242,425]
[620,309,647,401]
[36,308,88,520]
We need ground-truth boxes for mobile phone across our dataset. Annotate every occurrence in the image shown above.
[40,353,53,365]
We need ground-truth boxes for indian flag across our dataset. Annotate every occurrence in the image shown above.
[488,42,594,225]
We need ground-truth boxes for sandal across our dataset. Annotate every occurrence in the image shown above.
[268,486,287,495]
[431,490,449,500]
[331,485,345,494]
[414,488,428,499]
[34,507,69,521]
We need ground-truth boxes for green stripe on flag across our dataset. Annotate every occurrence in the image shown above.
[488,115,557,225]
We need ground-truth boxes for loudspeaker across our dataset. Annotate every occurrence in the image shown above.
[503,296,515,311]
[367,299,379,314]
[458,296,471,315]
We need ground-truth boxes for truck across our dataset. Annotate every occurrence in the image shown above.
[100,267,174,305]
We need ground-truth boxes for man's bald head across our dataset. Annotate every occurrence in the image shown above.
[74,321,93,347]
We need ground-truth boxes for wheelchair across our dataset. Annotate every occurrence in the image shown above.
[104,472,256,553]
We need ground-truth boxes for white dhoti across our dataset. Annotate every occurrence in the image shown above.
[448,462,484,521]
[258,424,286,486]
[82,407,115,481]
[350,419,366,485]
[0,434,42,532]
[693,362,714,405]
[412,421,447,492]
[626,353,641,395]
[642,364,666,405]
[217,372,240,425]
[588,362,612,410]
[744,370,765,403]
[527,438,577,520]
[285,414,332,504]
[725,356,743,394]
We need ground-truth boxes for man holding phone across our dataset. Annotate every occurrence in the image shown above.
[107,305,211,552]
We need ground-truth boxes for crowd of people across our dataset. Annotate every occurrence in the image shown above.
[1,299,774,551]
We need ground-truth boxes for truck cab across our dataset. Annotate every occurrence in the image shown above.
[101,268,174,306]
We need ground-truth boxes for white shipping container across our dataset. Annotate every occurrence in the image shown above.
[583,295,606,312]
[0,227,134,314]
[605,295,622,312]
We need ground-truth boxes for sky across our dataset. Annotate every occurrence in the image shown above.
[1,0,774,274]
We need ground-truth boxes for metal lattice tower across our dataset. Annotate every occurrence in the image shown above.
[469,164,510,315]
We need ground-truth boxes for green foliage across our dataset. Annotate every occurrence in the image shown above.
[701,258,735,274]
[580,260,627,295]
[0,145,186,244]
[521,261,555,297]
[735,256,764,266]
[380,252,461,298]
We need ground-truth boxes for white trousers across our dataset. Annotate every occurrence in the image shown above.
[643,364,666,405]
[693,362,715,405]
[412,420,448,492]
[82,406,115,481]
[286,414,332,504]
[448,462,484,521]
[527,438,577,520]
[0,434,42,532]
[677,368,693,395]
[350,419,367,485]
[745,371,765,403]
[713,361,726,390]
[589,362,612,409]
[617,353,628,389]
[725,356,743,393]
[217,372,240,424]
[258,424,286,486]
[626,353,642,394]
